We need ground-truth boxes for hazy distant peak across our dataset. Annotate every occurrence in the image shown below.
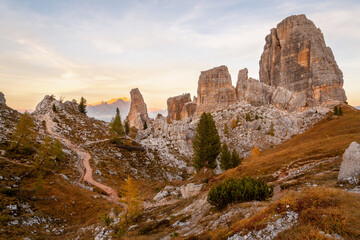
[90,97,130,106]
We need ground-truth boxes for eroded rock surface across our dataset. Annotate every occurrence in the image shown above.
[196,66,237,116]
[126,88,150,129]
[167,93,191,122]
[259,14,346,108]
[338,142,360,184]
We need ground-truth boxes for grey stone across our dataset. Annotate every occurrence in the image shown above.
[338,142,360,184]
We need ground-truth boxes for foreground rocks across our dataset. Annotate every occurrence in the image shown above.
[338,142,360,184]
[126,88,150,129]
[259,14,346,108]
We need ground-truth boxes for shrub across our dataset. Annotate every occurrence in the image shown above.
[245,113,251,122]
[207,177,273,210]
[99,213,112,226]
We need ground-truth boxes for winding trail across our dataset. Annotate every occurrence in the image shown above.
[38,114,121,203]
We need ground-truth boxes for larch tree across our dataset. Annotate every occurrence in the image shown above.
[79,96,87,115]
[121,175,142,222]
[193,112,221,171]
[110,107,124,136]
[251,145,260,158]
[10,112,36,155]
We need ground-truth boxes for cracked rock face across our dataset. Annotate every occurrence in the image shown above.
[126,88,149,129]
[338,142,360,184]
[195,65,237,116]
[259,14,346,108]
[0,92,6,105]
[167,93,191,122]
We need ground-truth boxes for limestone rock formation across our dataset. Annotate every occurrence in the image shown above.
[236,68,273,106]
[167,93,191,122]
[126,88,150,129]
[195,66,237,116]
[338,142,360,184]
[259,14,347,108]
[180,102,197,119]
[0,92,6,105]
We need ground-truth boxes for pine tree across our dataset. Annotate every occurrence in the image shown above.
[143,121,148,130]
[52,104,57,112]
[334,106,339,116]
[267,121,275,136]
[121,175,142,221]
[224,123,229,136]
[245,113,251,122]
[231,149,242,168]
[124,121,130,135]
[10,112,36,155]
[251,146,260,158]
[339,107,343,116]
[79,96,87,114]
[193,112,221,171]
[110,108,124,136]
[220,143,232,170]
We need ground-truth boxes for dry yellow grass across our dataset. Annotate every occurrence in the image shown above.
[220,104,360,180]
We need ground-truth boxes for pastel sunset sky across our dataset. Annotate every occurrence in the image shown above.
[1,0,359,110]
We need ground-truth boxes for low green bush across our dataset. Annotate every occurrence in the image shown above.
[207,177,273,210]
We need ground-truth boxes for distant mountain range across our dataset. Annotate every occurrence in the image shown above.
[87,98,130,122]
[355,106,360,110]
[87,97,167,122]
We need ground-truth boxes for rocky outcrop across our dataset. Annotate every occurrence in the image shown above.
[338,142,360,184]
[259,14,347,108]
[180,102,197,119]
[167,93,191,122]
[195,66,237,116]
[126,88,149,129]
[0,92,6,105]
[236,68,273,106]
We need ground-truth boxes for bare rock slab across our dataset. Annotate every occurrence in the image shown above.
[338,142,360,184]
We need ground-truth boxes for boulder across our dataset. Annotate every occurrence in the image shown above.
[338,142,360,184]
[195,66,237,116]
[126,88,150,129]
[167,93,191,122]
[259,14,347,107]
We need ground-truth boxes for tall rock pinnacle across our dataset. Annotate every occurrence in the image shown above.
[259,14,346,107]
[195,65,237,116]
[126,88,149,129]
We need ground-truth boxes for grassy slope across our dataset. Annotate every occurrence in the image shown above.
[220,104,360,181]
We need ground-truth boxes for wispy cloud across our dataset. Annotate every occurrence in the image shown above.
[0,0,360,110]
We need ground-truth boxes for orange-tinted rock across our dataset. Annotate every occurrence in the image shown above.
[195,65,237,116]
[180,102,197,119]
[126,88,149,129]
[259,14,346,107]
[167,93,191,122]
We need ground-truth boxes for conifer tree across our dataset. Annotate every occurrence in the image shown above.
[193,112,221,171]
[124,121,130,135]
[121,175,142,221]
[245,113,251,122]
[334,106,339,116]
[52,104,57,112]
[339,107,343,116]
[220,143,232,170]
[79,96,87,114]
[143,121,148,130]
[110,108,124,136]
[231,149,242,168]
[10,112,36,155]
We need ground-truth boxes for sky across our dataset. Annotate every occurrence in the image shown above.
[0,0,360,111]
